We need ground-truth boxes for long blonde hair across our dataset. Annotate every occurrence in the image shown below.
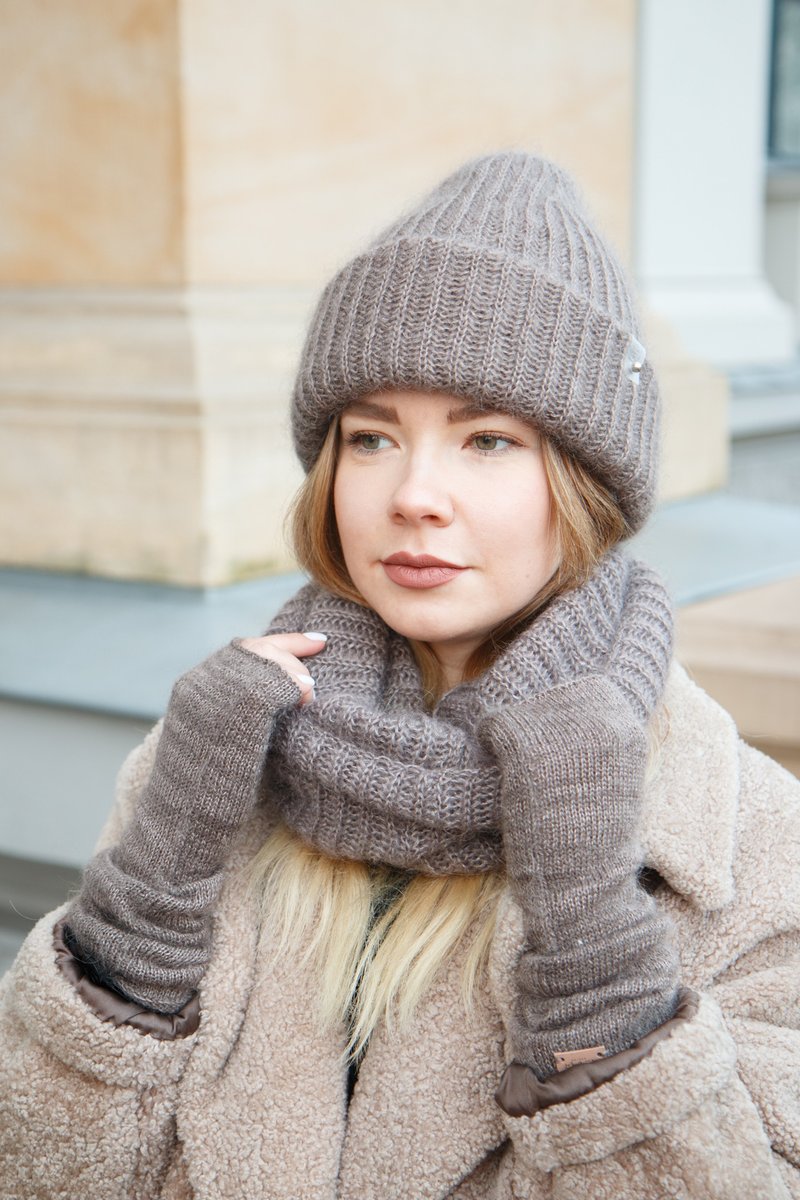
[246,826,506,1061]
[248,404,635,1064]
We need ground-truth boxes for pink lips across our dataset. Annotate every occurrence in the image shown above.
[381,552,466,590]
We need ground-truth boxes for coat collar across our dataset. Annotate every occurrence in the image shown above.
[640,662,740,911]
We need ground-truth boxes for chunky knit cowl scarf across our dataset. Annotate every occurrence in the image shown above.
[263,550,673,874]
[263,550,680,1085]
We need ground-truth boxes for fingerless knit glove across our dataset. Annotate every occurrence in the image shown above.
[479,675,680,1093]
[63,641,300,1014]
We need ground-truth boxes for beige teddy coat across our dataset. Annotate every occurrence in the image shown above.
[1,664,799,1200]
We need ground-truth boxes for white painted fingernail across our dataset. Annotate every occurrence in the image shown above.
[297,674,315,686]
[303,631,328,642]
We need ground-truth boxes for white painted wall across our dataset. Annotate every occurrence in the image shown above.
[635,0,794,364]
[765,173,800,340]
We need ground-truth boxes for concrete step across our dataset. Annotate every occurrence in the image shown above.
[728,359,800,439]
[730,392,800,439]
[676,574,800,776]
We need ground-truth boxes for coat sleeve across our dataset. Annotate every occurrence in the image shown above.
[0,722,196,1200]
[495,739,800,1200]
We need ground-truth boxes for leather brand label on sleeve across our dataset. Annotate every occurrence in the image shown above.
[554,1045,606,1072]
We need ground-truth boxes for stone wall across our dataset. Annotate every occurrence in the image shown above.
[0,0,727,584]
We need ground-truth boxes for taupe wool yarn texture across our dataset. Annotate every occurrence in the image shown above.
[64,647,300,1014]
[264,552,680,1078]
[62,552,679,1077]
[265,553,671,871]
[481,676,679,1082]
[292,151,659,531]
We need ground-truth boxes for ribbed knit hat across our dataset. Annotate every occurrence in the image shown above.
[291,152,659,531]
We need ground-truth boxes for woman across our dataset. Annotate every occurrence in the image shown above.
[2,153,798,1199]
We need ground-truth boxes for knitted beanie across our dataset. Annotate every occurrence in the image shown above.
[291,152,659,532]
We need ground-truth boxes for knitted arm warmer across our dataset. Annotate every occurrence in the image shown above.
[63,641,300,1014]
[479,676,680,1087]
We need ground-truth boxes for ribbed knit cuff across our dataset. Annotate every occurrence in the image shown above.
[65,641,301,1013]
[496,989,697,1116]
[480,677,681,1080]
[56,918,201,1035]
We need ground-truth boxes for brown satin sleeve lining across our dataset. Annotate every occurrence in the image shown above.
[52,918,201,1041]
[496,987,700,1117]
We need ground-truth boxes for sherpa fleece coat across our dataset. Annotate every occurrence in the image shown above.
[1,663,799,1200]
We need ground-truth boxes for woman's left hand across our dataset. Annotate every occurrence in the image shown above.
[479,674,681,1095]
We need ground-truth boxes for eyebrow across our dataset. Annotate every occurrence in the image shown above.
[343,399,494,425]
[446,402,493,424]
[342,400,399,422]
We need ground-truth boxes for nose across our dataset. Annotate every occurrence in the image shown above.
[388,455,454,526]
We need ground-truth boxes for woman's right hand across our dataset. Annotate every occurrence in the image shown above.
[62,629,329,1017]
[237,631,328,705]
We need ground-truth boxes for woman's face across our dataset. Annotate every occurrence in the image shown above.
[334,389,559,688]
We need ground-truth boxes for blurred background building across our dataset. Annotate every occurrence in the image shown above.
[2,0,800,968]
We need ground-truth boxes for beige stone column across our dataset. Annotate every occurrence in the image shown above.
[0,0,722,585]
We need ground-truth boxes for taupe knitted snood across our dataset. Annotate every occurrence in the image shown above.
[265,550,671,870]
[265,550,680,1079]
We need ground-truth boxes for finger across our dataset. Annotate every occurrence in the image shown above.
[235,637,321,706]
[295,671,316,707]
[248,631,328,659]
[265,652,316,704]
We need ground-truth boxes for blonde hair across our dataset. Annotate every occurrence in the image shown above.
[246,827,506,1062]
[249,404,642,1064]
